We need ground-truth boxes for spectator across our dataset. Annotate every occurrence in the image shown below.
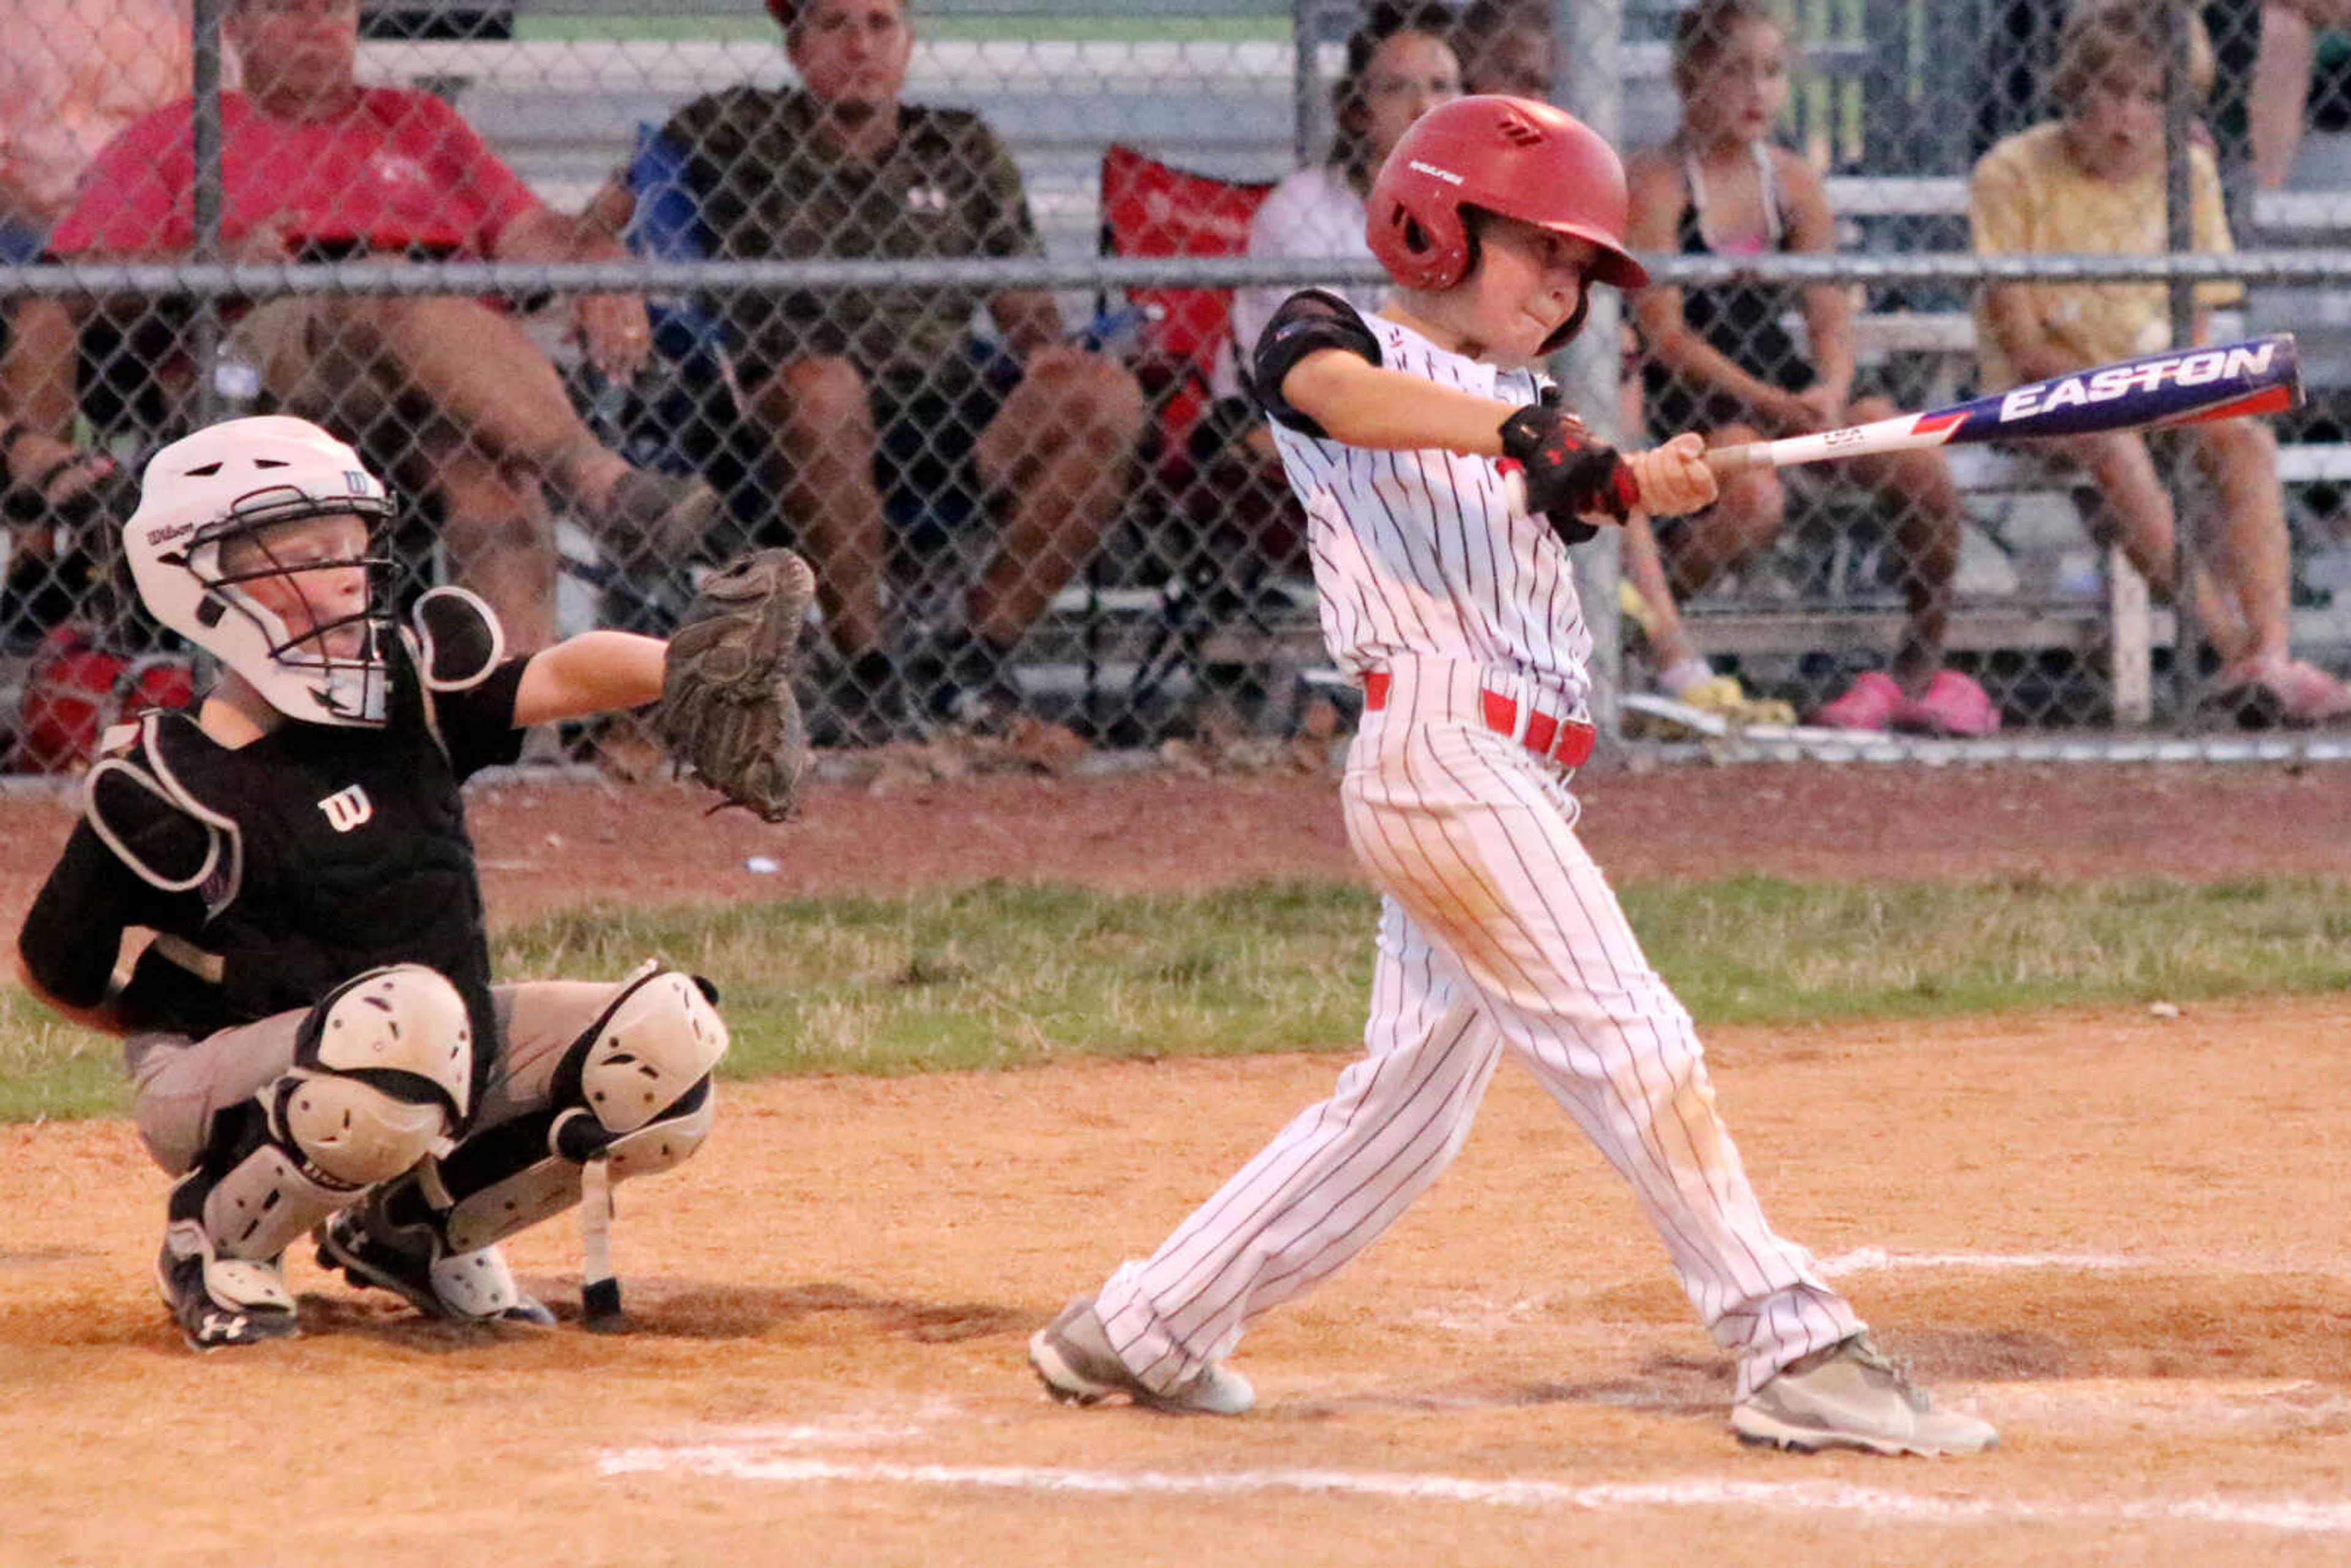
[2251,0,2351,187]
[1458,0,1791,727]
[2,1,230,641]
[1226,2,1460,384]
[1174,6,1460,632]
[0,419,140,649]
[1612,422,1798,725]
[6,0,718,651]
[625,0,1146,740]
[1452,0,1560,100]
[0,0,236,259]
[1974,0,2351,724]
[1627,0,1997,736]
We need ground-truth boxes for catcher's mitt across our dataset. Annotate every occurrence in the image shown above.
[654,549,816,822]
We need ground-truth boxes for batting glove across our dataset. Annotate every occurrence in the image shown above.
[1498,404,1640,546]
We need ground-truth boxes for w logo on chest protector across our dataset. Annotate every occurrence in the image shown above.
[317,784,374,833]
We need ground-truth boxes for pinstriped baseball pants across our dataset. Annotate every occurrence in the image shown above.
[1096,656,1861,1402]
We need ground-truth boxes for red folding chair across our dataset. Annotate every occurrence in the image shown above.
[1095,146,1310,729]
[1096,143,1276,457]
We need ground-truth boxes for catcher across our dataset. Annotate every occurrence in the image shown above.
[11,415,813,1348]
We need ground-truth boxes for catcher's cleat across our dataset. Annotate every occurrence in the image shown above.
[315,1202,556,1327]
[1028,1296,1254,1416]
[1732,1334,1997,1457]
[155,1222,299,1351]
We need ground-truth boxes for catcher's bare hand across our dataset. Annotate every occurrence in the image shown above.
[654,549,817,823]
[1624,433,1717,517]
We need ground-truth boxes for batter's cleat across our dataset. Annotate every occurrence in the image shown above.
[155,1221,299,1351]
[1028,1296,1254,1416]
[1732,1334,1998,1457]
[315,1205,555,1328]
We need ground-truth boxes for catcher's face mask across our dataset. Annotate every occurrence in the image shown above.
[125,416,399,727]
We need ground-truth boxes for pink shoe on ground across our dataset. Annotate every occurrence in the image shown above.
[2219,655,2351,726]
[1894,670,2002,737]
[1812,670,1903,731]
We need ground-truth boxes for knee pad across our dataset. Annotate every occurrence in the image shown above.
[285,964,474,1188]
[432,966,729,1254]
[187,967,473,1264]
[560,965,727,1136]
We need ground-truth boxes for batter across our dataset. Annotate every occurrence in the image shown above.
[1027,96,1996,1456]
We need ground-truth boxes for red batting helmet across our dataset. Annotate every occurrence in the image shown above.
[1367,95,1648,296]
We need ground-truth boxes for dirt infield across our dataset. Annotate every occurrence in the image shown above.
[4,763,2350,1566]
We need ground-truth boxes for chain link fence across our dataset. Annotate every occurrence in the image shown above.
[4,0,2351,773]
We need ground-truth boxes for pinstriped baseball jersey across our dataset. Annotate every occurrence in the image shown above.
[1268,307,1595,709]
[1082,290,1865,1411]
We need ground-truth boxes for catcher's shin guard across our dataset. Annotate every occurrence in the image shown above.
[342,966,727,1272]
[283,964,474,1181]
[158,1152,304,1351]
[173,964,473,1274]
[152,966,471,1347]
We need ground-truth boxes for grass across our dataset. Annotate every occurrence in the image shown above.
[492,881,1378,1079]
[6,876,2350,1124]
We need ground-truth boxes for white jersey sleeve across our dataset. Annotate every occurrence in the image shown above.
[1266,307,1594,706]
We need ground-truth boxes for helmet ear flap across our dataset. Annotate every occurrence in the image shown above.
[1379,195,1472,291]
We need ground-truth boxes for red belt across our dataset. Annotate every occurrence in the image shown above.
[1361,669,1595,768]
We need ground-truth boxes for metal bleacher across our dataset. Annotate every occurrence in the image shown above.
[352,3,1720,255]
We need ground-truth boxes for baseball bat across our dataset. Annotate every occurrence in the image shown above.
[1704,332,2302,474]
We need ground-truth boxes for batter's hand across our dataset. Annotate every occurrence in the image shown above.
[1625,433,1717,517]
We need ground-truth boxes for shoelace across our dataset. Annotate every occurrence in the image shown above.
[1843,1336,1937,1411]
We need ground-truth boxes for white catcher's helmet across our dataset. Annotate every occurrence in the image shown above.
[123,416,398,727]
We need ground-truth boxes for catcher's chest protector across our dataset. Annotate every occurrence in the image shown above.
[87,643,501,1095]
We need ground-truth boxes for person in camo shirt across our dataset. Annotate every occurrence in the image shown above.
[623,0,1146,743]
